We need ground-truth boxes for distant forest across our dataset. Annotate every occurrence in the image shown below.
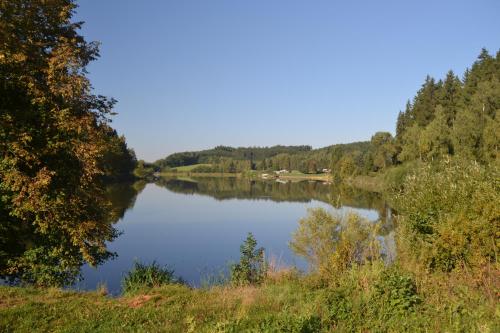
[150,142,371,175]
[142,49,499,180]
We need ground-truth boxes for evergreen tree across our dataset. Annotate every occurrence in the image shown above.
[412,76,440,127]
[482,112,500,162]
[395,100,413,140]
[420,106,452,161]
[437,70,463,126]
[399,124,421,162]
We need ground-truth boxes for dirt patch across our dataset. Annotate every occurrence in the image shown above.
[217,286,260,307]
[126,295,153,308]
[0,298,23,308]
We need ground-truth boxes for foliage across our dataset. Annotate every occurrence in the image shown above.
[230,233,267,285]
[324,287,353,324]
[155,145,312,169]
[290,208,381,277]
[122,261,180,293]
[372,269,420,315]
[0,0,136,286]
[370,132,398,171]
[393,158,499,271]
[133,160,158,179]
[99,128,137,181]
[154,141,378,177]
[396,49,500,165]
[382,160,420,192]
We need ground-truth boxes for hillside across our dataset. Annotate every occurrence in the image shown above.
[152,141,372,174]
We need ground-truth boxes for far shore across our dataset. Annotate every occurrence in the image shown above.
[158,171,333,182]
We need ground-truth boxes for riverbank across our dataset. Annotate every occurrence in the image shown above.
[159,170,332,182]
[159,171,242,178]
[347,174,384,193]
[1,262,496,332]
[277,173,331,181]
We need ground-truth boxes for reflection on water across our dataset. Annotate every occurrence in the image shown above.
[75,177,393,294]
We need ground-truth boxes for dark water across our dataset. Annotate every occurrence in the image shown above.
[75,177,392,294]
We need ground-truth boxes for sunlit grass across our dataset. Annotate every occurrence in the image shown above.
[122,261,180,293]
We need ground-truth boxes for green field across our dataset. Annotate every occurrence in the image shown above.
[277,170,331,181]
[169,164,212,172]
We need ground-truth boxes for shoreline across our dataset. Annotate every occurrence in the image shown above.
[159,171,333,182]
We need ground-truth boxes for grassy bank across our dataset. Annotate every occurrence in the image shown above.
[347,174,384,193]
[1,262,497,333]
[277,171,331,181]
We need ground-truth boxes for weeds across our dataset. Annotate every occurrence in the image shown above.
[122,261,181,293]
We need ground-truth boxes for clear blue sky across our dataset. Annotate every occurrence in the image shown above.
[75,0,500,161]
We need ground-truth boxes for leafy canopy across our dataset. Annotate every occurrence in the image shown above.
[0,0,133,286]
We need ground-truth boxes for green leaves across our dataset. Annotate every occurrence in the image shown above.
[290,208,381,276]
[396,48,500,165]
[230,233,266,286]
[373,269,420,315]
[393,158,500,271]
[0,0,134,286]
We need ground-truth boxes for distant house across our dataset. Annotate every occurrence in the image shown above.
[322,168,331,173]
[275,169,289,175]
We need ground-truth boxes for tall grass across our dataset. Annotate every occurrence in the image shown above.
[122,261,180,293]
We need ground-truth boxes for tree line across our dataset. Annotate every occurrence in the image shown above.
[153,48,499,179]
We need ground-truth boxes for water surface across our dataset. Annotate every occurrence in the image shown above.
[77,177,388,294]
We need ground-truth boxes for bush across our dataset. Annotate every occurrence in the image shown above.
[122,261,180,293]
[382,160,419,192]
[4,247,83,287]
[372,269,420,315]
[324,288,353,324]
[230,233,267,285]
[393,158,499,271]
[290,209,381,278]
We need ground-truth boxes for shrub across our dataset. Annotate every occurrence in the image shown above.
[372,269,420,315]
[382,160,419,192]
[230,233,267,285]
[122,261,180,293]
[4,247,83,287]
[324,288,353,324]
[290,209,381,277]
[393,158,499,271]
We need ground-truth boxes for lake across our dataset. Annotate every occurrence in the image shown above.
[75,177,393,294]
